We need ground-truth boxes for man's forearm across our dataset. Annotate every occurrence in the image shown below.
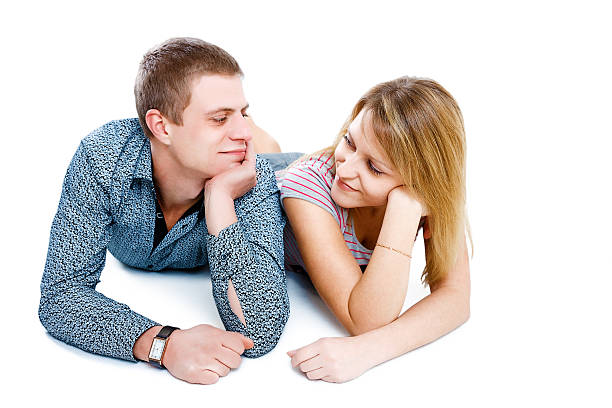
[204,189,238,237]
[39,285,159,361]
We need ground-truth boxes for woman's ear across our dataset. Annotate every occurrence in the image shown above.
[423,217,432,239]
[145,109,171,145]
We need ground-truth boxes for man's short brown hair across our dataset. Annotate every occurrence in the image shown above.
[134,37,243,137]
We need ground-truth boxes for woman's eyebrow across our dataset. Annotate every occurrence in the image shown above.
[348,129,393,172]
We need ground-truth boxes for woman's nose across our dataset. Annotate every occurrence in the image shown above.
[336,154,358,179]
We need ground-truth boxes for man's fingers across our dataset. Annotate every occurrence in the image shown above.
[216,347,242,369]
[211,359,231,377]
[244,138,256,166]
[188,369,219,385]
[242,335,254,349]
[221,333,246,355]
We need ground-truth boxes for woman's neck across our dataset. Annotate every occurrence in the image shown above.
[352,205,386,250]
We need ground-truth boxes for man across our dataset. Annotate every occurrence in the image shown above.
[38,37,288,385]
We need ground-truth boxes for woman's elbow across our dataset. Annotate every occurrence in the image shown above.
[345,312,393,336]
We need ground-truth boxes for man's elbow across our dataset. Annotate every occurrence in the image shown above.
[242,295,290,358]
[38,293,57,335]
[242,316,288,358]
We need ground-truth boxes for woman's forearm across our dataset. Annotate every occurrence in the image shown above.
[357,285,470,368]
[348,190,423,333]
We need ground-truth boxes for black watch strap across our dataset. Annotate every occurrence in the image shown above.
[149,325,180,369]
[157,325,179,340]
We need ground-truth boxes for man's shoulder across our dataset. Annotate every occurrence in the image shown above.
[75,118,147,189]
[80,118,144,157]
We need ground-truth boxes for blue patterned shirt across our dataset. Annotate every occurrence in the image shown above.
[39,118,289,361]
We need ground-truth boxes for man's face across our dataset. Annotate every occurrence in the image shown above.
[164,74,251,179]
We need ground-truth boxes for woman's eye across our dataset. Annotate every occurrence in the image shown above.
[343,134,354,149]
[368,161,383,176]
[242,112,249,118]
[213,117,227,123]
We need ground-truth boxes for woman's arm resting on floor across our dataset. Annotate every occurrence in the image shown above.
[288,236,470,383]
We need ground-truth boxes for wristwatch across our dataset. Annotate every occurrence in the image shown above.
[148,326,179,369]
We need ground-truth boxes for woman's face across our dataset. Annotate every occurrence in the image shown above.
[330,110,404,209]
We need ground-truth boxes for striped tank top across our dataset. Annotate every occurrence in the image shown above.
[276,152,372,273]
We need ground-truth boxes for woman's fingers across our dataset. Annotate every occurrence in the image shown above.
[305,367,328,380]
[298,355,323,373]
[288,344,319,368]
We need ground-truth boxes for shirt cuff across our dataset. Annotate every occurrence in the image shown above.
[119,311,159,362]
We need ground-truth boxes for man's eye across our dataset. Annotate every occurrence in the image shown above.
[213,117,227,123]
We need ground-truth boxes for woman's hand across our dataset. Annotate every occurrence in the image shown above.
[287,336,375,383]
[387,185,428,217]
[387,185,431,239]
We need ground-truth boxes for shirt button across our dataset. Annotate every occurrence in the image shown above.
[148,264,153,269]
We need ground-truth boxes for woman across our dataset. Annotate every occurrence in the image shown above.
[277,76,471,382]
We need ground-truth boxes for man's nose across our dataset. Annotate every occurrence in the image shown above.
[229,115,252,141]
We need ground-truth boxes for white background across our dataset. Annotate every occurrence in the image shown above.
[1,0,610,406]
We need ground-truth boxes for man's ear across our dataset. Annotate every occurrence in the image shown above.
[145,109,171,145]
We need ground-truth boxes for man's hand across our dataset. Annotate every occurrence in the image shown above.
[203,139,257,236]
[205,139,257,201]
[162,324,254,385]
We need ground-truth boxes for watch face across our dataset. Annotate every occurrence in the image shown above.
[149,338,166,361]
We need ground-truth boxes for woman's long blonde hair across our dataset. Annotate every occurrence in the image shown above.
[311,76,471,287]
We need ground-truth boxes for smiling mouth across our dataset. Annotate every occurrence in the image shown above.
[220,149,246,154]
[336,176,357,192]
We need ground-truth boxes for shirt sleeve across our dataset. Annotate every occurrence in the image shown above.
[38,142,158,362]
[279,155,344,227]
[206,157,289,358]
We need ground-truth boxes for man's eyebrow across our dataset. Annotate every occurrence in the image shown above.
[204,103,249,116]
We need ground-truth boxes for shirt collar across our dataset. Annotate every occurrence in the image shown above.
[133,137,153,181]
